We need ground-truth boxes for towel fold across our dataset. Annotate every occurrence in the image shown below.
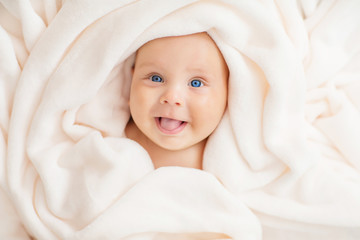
[1,0,360,239]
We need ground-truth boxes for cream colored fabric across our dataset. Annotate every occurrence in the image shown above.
[1,0,360,239]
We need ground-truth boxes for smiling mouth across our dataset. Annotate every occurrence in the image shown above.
[155,117,187,134]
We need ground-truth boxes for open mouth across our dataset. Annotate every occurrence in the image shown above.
[155,117,187,135]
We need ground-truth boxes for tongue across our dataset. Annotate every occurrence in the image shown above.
[160,118,182,131]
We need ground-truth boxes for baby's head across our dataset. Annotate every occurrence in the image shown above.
[128,32,228,151]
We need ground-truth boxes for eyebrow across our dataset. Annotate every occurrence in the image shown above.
[135,62,215,80]
[135,61,165,70]
[186,66,214,79]
[186,66,208,73]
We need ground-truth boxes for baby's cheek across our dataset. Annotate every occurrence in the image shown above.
[211,94,227,112]
[132,87,151,105]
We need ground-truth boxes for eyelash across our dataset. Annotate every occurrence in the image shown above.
[150,74,163,83]
[147,74,206,88]
[189,79,204,88]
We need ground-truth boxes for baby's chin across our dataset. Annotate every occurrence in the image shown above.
[152,137,207,152]
[153,141,190,151]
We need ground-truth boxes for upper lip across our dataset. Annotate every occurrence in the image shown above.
[155,115,188,123]
[156,116,187,123]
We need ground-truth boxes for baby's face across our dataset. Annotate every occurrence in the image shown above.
[129,32,228,151]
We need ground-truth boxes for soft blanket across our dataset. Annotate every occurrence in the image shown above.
[1,0,360,239]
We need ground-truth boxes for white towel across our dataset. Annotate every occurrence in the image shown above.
[1,0,360,239]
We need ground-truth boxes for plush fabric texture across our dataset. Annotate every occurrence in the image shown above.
[1,0,360,239]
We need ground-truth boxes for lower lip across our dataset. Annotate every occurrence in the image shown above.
[155,117,187,135]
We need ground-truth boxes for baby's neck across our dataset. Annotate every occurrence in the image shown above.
[125,119,205,170]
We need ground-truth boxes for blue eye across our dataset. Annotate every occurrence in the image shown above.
[151,75,163,82]
[190,79,203,88]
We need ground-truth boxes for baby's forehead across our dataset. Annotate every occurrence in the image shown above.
[136,32,220,56]
[134,32,228,75]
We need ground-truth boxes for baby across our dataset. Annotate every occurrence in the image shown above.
[125,32,229,169]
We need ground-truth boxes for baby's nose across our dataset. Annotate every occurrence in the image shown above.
[160,89,184,106]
